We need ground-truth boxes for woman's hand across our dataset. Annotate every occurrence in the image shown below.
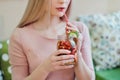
[66,22,95,80]
[41,49,75,73]
[66,22,82,49]
[66,22,83,63]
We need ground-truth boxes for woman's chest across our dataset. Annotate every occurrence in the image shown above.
[22,35,58,72]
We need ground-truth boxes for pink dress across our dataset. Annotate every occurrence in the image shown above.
[8,22,95,80]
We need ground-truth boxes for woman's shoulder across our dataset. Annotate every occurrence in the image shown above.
[11,25,31,36]
[10,26,31,41]
[10,28,22,38]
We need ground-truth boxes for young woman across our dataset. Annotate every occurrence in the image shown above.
[8,0,95,80]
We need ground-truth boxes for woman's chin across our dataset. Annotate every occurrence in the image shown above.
[51,13,65,18]
[57,13,65,17]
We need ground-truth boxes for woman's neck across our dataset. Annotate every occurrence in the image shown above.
[34,15,62,30]
[32,15,66,39]
[49,16,61,27]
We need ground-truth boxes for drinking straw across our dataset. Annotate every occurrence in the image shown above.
[64,14,69,23]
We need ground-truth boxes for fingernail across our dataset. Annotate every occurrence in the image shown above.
[70,55,75,58]
[68,51,71,53]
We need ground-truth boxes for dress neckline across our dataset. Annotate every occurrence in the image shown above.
[26,22,66,40]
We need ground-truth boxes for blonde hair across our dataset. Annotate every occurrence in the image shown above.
[17,0,72,28]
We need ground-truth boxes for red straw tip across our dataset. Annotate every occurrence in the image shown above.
[64,14,68,23]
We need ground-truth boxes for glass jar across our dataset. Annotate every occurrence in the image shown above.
[57,34,77,55]
[57,34,71,50]
[57,34,76,65]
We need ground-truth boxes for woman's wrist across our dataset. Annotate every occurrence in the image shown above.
[76,50,83,60]
[40,61,51,74]
[42,65,50,74]
[75,51,84,67]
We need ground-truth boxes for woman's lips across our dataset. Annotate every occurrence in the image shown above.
[56,7,65,12]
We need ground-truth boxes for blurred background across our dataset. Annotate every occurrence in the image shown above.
[0,0,120,80]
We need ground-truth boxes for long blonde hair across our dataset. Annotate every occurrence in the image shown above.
[17,0,72,28]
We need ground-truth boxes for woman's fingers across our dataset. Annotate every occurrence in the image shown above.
[66,22,79,34]
[54,54,75,61]
[54,58,75,66]
[67,22,76,28]
[54,64,74,70]
[54,49,71,56]
[52,59,75,70]
[66,26,76,32]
